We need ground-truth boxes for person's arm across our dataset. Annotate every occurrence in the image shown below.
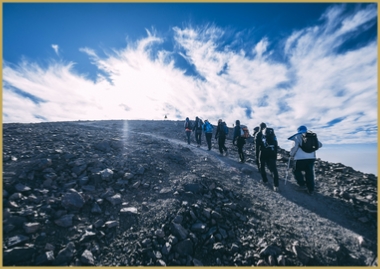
[255,132,261,158]
[232,127,237,144]
[289,136,300,158]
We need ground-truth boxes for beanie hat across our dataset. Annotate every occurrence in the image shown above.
[288,125,308,141]
[297,125,307,134]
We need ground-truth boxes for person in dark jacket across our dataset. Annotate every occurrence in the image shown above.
[252,126,260,168]
[233,120,246,163]
[215,119,228,156]
[192,116,203,147]
[184,117,192,145]
[256,122,280,192]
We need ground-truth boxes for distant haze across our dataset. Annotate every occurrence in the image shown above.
[305,143,377,176]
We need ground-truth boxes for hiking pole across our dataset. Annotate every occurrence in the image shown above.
[285,158,291,185]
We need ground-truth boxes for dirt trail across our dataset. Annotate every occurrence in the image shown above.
[76,120,377,265]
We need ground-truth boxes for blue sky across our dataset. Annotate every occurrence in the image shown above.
[2,3,378,172]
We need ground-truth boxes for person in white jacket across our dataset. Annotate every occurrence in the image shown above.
[288,125,322,195]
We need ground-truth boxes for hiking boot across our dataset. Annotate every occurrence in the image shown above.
[273,186,279,192]
[307,189,314,195]
[262,181,269,186]
[295,185,307,191]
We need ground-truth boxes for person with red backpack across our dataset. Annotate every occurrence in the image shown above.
[256,122,280,192]
[233,120,247,163]
[288,125,323,195]
[184,117,192,145]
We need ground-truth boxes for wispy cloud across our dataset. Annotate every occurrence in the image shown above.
[3,4,377,147]
[52,44,59,56]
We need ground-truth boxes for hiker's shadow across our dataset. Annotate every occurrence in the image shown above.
[276,175,375,241]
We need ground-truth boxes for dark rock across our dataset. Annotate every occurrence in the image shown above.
[260,244,282,257]
[184,183,204,194]
[61,189,85,211]
[173,238,193,256]
[23,222,41,234]
[105,220,118,228]
[100,168,114,181]
[7,235,29,248]
[14,183,31,192]
[171,222,188,240]
[94,140,112,153]
[4,246,36,265]
[91,202,102,214]
[35,251,55,265]
[191,222,207,233]
[107,194,122,205]
[55,214,74,227]
[53,242,76,265]
[81,250,95,265]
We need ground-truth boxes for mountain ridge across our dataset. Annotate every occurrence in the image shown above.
[2,119,377,266]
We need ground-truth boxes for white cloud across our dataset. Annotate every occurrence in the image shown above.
[254,38,269,58]
[3,4,377,148]
[52,44,59,56]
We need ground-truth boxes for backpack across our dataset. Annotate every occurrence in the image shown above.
[300,131,319,153]
[221,122,229,135]
[204,122,213,133]
[185,121,191,130]
[240,125,250,138]
[261,128,276,153]
[195,119,203,131]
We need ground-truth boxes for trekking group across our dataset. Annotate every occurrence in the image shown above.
[184,117,322,194]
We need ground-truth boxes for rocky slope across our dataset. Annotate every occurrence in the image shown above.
[2,120,377,266]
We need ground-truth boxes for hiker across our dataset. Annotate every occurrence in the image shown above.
[253,126,260,141]
[202,119,214,151]
[184,117,192,145]
[215,119,228,156]
[233,120,246,163]
[256,122,280,192]
[192,116,204,147]
[252,126,260,168]
[288,125,323,195]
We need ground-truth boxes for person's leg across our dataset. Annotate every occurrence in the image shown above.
[293,160,306,187]
[304,159,316,193]
[218,138,223,154]
[198,131,202,145]
[221,136,227,153]
[238,145,244,162]
[206,133,212,150]
[186,131,191,144]
[260,158,268,183]
[268,159,279,187]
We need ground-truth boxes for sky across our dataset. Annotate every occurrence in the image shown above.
[2,3,378,174]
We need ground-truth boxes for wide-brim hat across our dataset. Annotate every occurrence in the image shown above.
[288,125,307,140]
